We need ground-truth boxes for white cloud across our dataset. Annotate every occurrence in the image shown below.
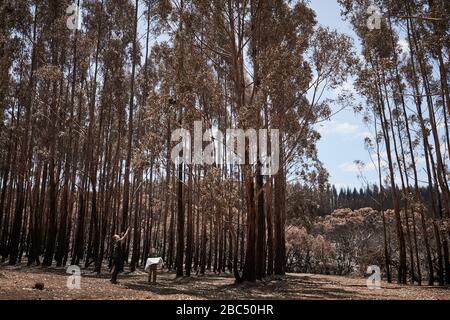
[333,79,354,96]
[398,39,409,55]
[339,161,377,173]
[318,121,359,136]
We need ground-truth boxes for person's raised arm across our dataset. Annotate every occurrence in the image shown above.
[120,227,130,241]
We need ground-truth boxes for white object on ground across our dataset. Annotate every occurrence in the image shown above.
[144,257,164,272]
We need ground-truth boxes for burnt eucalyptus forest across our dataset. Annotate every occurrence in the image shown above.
[0,0,449,287]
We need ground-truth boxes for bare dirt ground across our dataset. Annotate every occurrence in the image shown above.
[1,265,450,300]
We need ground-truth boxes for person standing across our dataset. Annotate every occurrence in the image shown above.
[110,227,130,284]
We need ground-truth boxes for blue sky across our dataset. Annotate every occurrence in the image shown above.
[308,0,378,190]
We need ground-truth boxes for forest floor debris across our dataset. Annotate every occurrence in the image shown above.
[0,265,450,300]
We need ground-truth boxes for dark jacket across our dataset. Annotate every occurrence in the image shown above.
[112,239,123,261]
